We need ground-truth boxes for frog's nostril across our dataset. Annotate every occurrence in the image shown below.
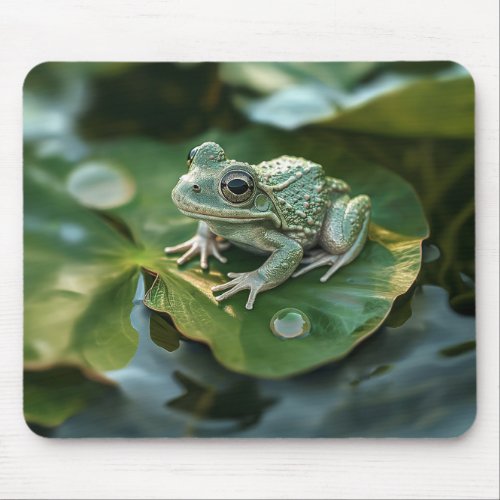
[192,184,201,193]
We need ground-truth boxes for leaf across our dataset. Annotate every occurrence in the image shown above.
[149,312,181,352]
[24,365,116,428]
[323,76,474,138]
[24,162,140,371]
[244,84,338,130]
[223,63,473,139]
[74,269,141,371]
[219,62,378,94]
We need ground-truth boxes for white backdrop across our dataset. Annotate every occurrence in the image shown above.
[0,1,498,498]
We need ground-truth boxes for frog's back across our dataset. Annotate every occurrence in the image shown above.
[255,156,332,247]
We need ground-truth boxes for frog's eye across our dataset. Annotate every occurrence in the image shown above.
[220,170,254,204]
[187,146,200,167]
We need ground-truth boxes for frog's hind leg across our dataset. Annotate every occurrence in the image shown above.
[293,194,370,282]
[318,215,369,282]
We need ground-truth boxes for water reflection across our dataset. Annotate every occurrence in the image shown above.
[167,371,276,433]
[54,281,475,438]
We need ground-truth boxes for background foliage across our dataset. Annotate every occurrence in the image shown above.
[24,62,475,436]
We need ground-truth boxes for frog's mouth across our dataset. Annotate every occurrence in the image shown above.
[177,206,280,226]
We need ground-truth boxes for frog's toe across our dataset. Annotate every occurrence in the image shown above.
[245,288,259,310]
[212,271,265,310]
[176,245,200,265]
[166,233,229,269]
[319,260,343,282]
[300,249,328,265]
[227,272,246,278]
[211,244,227,264]
[164,240,193,254]
[211,279,238,292]
[200,244,209,269]
[214,282,247,302]
[301,248,325,264]
[293,254,338,278]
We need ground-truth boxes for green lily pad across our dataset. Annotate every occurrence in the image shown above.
[24,365,117,428]
[221,63,473,139]
[24,160,140,371]
[25,127,428,379]
[220,62,379,94]
[324,75,474,138]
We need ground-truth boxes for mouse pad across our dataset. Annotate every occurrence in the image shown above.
[23,62,475,437]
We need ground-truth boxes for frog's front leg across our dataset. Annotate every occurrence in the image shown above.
[165,221,230,269]
[211,231,303,310]
[294,194,371,282]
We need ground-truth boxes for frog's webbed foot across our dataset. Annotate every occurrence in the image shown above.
[165,222,229,269]
[211,270,265,310]
[292,250,340,282]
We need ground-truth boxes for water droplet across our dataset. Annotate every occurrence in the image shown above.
[67,161,136,209]
[270,308,311,339]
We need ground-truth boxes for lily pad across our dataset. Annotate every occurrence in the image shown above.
[323,75,474,138]
[219,62,379,94]
[24,160,140,371]
[222,63,473,139]
[24,365,117,427]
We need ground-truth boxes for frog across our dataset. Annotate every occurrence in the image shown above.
[165,142,371,310]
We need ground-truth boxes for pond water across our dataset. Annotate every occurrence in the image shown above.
[50,276,475,438]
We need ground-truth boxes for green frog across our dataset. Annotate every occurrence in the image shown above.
[165,142,371,310]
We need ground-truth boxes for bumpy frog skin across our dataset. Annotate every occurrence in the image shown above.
[166,142,371,310]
